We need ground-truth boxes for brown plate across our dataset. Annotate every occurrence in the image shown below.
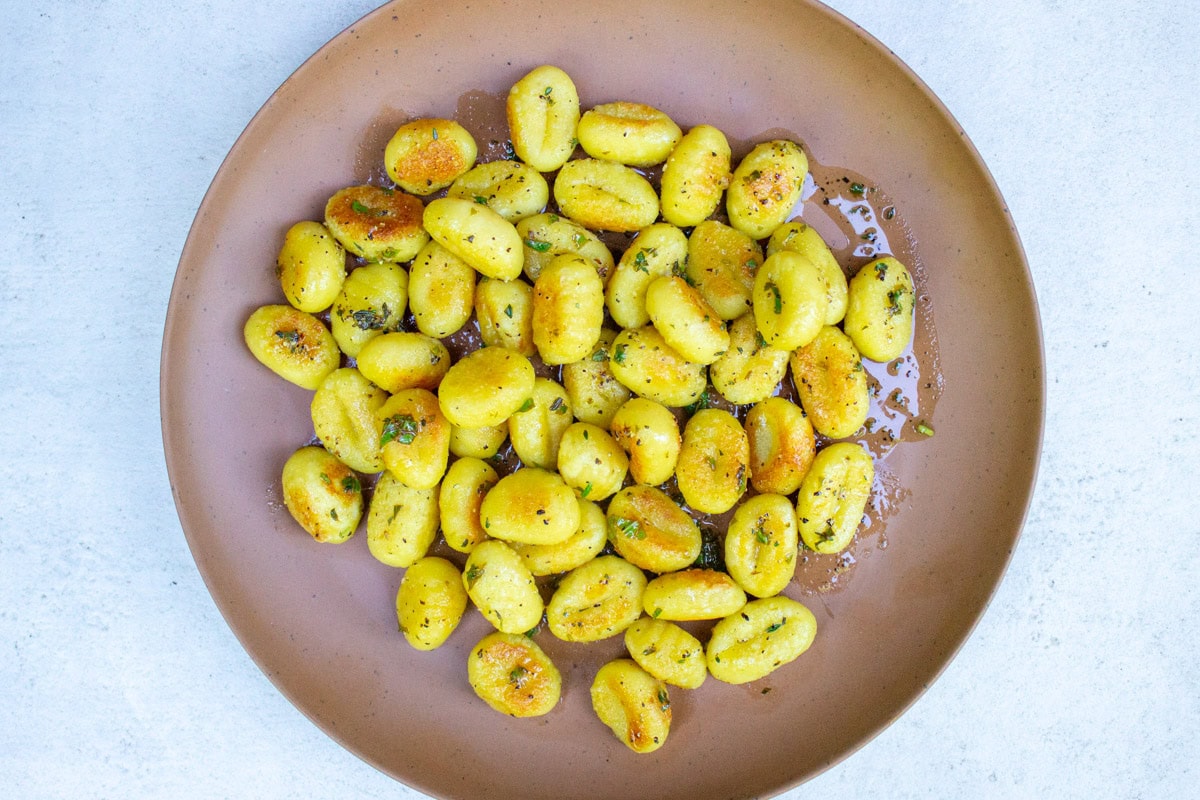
[161,1,1042,797]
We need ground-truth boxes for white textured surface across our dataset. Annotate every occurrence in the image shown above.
[2,1,1196,797]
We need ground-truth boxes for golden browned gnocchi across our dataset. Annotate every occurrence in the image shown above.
[726,139,809,240]
[553,158,660,233]
[753,250,827,350]
[561,329,631,427]
[725,493,799,598]
[422,197,524,281]
[384,118,477,195]
[511,498,608,577]
[547,555,647,642]
[744,396,815,496]
[790,325,870,439]
[474,276,536,356]
[437,346,536,428]
[642,569,747,621]
[556,422,628,502]
[708,311,790,404]
[366,472,439,567]
[310,368,386,474]
[706,596,817,684]
[843,256,916,362]
[506,65,581,173]
[438,456,499,553]
[796,441,875,554]
[605,223,689,329]
[243,304,340,390]
[645,275,729,364]
[623,617,707,689]
[280,446,362,543]
[507,377,574,470]
[329,261,407,358]
[608,325,706,408]
[376,389,451,489]
[767,221,848,326]
[276,221,345,313]
[590,659,671,753]
[532,253,605,365]
[675,409,750,515]
[468,632,562,717]
[660,123,732,227]
[480,467,581,546]
[608,397,681,486]
[685,220,762,320]
[407,241,476,338]
[323,185,428,263]
[516,212,614,283]
[576,101,682,166]
[355,331,450,394]
[395,557,468,651]
[447,160,549,222]
[606,485,701,573]
[448,422,509,460]
[462,539,545,634]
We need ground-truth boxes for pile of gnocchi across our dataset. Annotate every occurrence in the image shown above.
[244,65,916,754]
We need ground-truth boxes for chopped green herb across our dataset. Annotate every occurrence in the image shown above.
[380,413,420,446]
[887,288,906,316]
[329,508,339,521]
[874,261,889,280]
[524,237,552,252]
[341,475,361,493]
[504,304,513,318]
[915,421,936,437]
[318,472,332,485]
[465,564,484,587]
[684,388,710,415]
[590,346,607,362]
[652,607,663,618]
[517,398,535,413]
[765,619,786,633]
[350,307,388,331]
[473,195,489,205]
[765,280,783,314]
[657,688,670,712]
[753,525,769,544]
[274,329,301,351]
[850,182,866,195]
[611,517,646,540]
[431,127,439,140]
[508,665,529,687]
[351,200,374,215]
[612,344,627,364]
[633,249,650,272]
[580,482,593,498]
[549,396,567,414]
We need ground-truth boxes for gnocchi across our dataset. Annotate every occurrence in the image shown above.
[396,557,468,651]
[468,632,562,717]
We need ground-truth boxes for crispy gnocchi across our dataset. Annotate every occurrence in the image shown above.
[591,659,672,753]
[469,632,562,717]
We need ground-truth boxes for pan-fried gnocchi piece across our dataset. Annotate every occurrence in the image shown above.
[376,388,451,490]
[608,325,707,408]
[508,378,573,469]
[280,446,362,543]
[790,325,870,439]
[608,397,681,486]
[556,422,628,502]
[480,467,581,546]
[329,261,408,358]
[547,555,647,642]
[576,101,682,166]
[437,346,536,428]
[355,331,450,394]
[623,617,707,689]
[726,139,809,240]
[753,250,827,350]
[796,442,874,554]
[384,118,477,195]
[408,241,476,338]
[606,485,701,573]
[449,423,509,460]
[708,312,789,404]
[685,220,762,320]
[396,557,468,651]
[553,158,660,233]
[475,276,536,356]
[243,304,340,390]
[645,275,729,364]
[422,197,524,281]
[310,368,387,474]
[660,124,732,228]
[511,498,607,576]
[517,212,615,283]
[675,409,749,515]
[438,456,499,553]
[843,256,915,362]
[462,539,545,634]
[590,659,671,754]
[642,569,747,621]
[706,596,817,684]
[744,396,815,496]
[532,254,605,365]
[276,221,346,313]
[367,472,438,567]
[448,160,549,222]
[507,65,581,173]
[605,223,688,329]
[725,493,799,598]
[323,185,428,263]
[767,222,848,326]
[561,329,631,427]
[468,632,562,717]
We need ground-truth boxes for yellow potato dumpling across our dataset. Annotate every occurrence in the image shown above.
[706,596,818,684]
[744,396,815,496]
[508,377,574,470]
[438,346,536,428]
[645,275,729,365]
[608,397,681,486]
[310,368,387,474]
[608,325,707,408]
[376,388,451,490]
[408,241,476,339]
[553,158,660,233]
[323,185,429,263]
[556,422,628,502]
[517,211,615,283]
[590,659,671,754]
[462,539,545,634]
[577,101,682,166]
[475,276,536,356]
[355,331,450,394]
[643,569,747,622]
[384,117,477,195]
[709,312,790,404]
[280,446,362,543]
[438,456,499,553]
[685,220,762,320]
[480,467,581,546]
[790,325,870,439]
[512,498,608,577]
[660,124,733,228]
[468,631,562,717]
[796,442,875,554]
[396,556,468,651]
[753,250,828,351]
[606,485,701,573]
[547,555,647,642]
[675,408,750,515]
[367,472,439,567]
[422,197,524,281]
[624,617,707,690]
[726,139,809,240]
[767,221,849,326]
[449,422,509,460]
[276,220,346,313]
[843,256,916,362]
[561,329,631,428]
[532,253,605,365]
[605,222,689,329]
[448,160,549,222]
[243,304,340,390]
[507,65,581,173]
[329,261,408,358]
[725,493,799,599]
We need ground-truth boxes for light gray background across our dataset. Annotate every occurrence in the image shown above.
[2,0,1196,797]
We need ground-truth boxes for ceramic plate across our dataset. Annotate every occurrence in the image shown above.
[161,1,1042,797]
